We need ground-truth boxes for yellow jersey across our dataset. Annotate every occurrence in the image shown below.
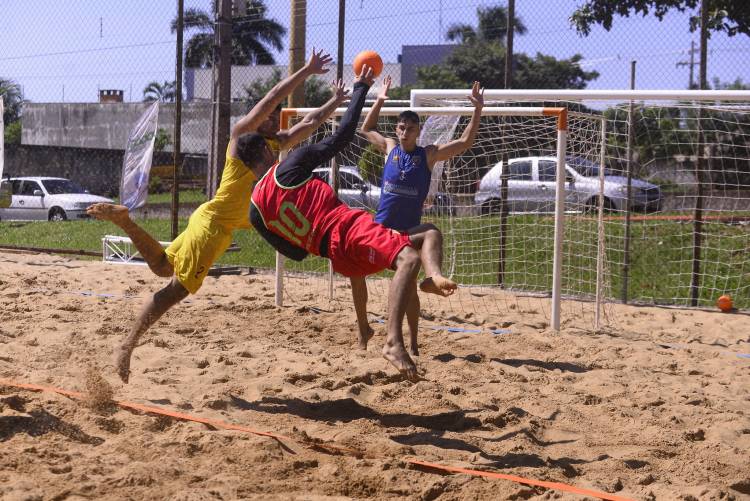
[195,142,257,230]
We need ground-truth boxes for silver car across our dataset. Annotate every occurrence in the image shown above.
[0,176,113,221]
[474,156,662,214]
[313,166,382,211]
[312,166,456,216]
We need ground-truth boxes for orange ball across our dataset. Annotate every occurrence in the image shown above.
[353,50,383,78]
[716,294,733,312]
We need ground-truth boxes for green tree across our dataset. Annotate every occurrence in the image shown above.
[244,69,332,107]
[154,128,172,152]
[446,4,527,43]
[171,0,286,68]
[142,81,176,102]
[416,41,598,89]
[570,0,750,37]
[0,77,23,124]
[4,121,21,144]
[712,77,750,90]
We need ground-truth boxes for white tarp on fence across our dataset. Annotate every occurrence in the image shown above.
[120,101,159,210]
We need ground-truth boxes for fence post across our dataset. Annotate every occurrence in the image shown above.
[171,0,184,240]
[690,0,709,306]
[622,60,636,303]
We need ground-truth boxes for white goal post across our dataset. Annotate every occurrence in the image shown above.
[278,105,577,331]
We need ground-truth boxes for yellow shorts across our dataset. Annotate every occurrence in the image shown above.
[165,210,232,294]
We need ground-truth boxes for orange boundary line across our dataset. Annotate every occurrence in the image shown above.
[0,379,635,501]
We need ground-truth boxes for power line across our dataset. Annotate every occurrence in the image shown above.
[0,41,174,62]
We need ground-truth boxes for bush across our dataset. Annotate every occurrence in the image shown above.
[358,144,384,185]
[148,175,167,194]
[4,121,21,144]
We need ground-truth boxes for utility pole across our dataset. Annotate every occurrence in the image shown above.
[504,0,515,89]
[289,0,307,107]
[207,0,232,199]
[337,0,345,81]
[676,40,699,89]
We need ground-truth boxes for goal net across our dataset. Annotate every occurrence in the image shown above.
[412,89,750,314]
[269,88,750,326]
[276,103,613,330]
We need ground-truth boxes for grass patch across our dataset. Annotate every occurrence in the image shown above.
[1,211,748,309]
[112,189,207,206]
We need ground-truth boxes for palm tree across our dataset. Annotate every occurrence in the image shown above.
[171,0,286,68]
[446,4,527,44]
[142,81,176,102]
[0,77,23,124]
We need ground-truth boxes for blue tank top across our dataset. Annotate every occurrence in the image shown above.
[374,145,431,231]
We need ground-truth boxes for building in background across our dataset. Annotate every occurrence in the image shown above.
[184,44,456,101]
[99,89,124,103]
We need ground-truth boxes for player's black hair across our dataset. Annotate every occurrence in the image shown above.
[236,133,268,167]
[398,110,420,126]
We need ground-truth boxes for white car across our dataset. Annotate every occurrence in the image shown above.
[0,176,114,221]
[474,156,662,214]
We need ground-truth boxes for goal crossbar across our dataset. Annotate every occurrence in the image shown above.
[283,107,568,130]
[410,89,750,106]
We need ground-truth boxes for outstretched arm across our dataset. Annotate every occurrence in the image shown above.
[427,81,484,165]
[230,48,332,141]
[275,67,376,187]
[360,75,395,154]
[276,79,350,151]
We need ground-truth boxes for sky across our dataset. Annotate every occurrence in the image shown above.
[1,0,748,104]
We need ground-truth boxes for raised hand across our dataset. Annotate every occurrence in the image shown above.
[468,81,484,109]
[377,75,392,101]
[330,78,350,103]
[356,64,375,87]
[305,47,333,75]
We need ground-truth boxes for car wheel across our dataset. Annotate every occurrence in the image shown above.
[49,208,68,221]
[584,197,616,214]
[481,199,502,215]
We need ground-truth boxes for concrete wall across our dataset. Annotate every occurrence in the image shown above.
[4,144,207,197]
[22,102,248,155]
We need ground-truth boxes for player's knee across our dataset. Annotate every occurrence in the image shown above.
[425,226,443,244]
[396,247,421,273]
[150,254,173,277]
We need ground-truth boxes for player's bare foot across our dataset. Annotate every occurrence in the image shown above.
[357,326,375,350]
[113,344,133,383]
[419,276,457,297]
[87,203,131,225]
[409,345,419,357]
[382,342,417,381]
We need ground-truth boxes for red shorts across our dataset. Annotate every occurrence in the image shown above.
[326,210,411,278]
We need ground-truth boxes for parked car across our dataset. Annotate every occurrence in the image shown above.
[0,177,114,221]
[474,156,662,214]
[313,166,381,211]
[312,166,455,216]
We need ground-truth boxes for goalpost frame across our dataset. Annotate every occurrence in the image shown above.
[409,89,750,107]
[277,105,569,330]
